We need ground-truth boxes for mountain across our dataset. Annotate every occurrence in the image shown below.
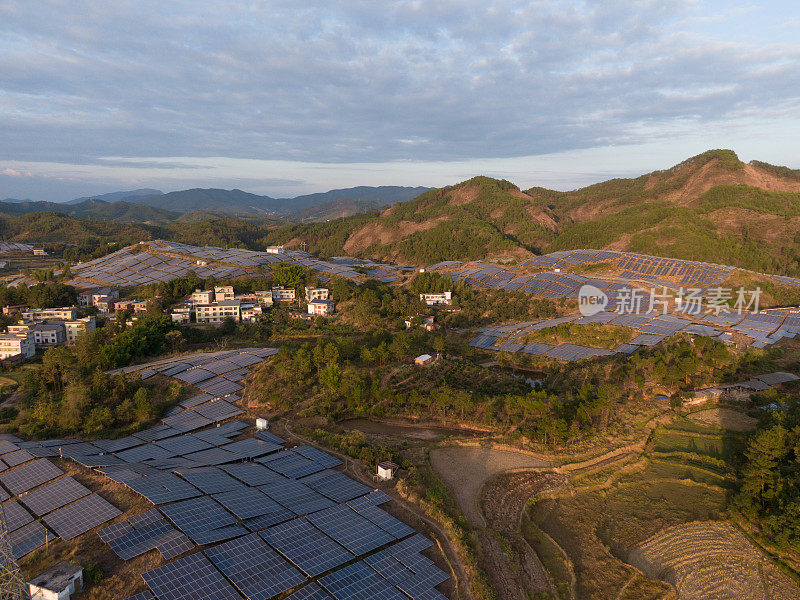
[0,199,179,223]
[263,150,800,276]
[67,188,163,205]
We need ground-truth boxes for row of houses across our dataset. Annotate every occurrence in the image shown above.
[0,309,96,360]
[172,286,335,324]
[686,371,800,405]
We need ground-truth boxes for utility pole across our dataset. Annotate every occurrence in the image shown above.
[0,504,29,600]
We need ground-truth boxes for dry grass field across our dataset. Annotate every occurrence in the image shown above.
[688,407,758,432]
[629,521,800,600]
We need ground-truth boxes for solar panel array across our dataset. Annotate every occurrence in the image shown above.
[66,239,412,289]
[469,307,800,361]
[42,493,122,540]
[0,242,34,254]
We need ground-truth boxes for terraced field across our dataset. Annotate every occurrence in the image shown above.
[629,521,800,599]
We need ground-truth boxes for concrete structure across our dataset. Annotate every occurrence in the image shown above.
[170,304,192,324]
[195,300,241,324]
[190,289,214,305]
[93,296,115,313]
[64,316,96,343]
[420,291,452,306]
[305,287,330,302]
[266,245,286,254]
[307,299,335,316]
[377,461,399,481]
[214,286,235,301]
[32,323,67,346]
[271,286,296,302]
[29,561,83,600]
[113,300,137,313]
[78,288,118,307]
[0,331,35,360]
[256,418,269,430]
[2,304,27,316]
[405,315,435,330]
[240,303,263,322]
[21,307,77,321]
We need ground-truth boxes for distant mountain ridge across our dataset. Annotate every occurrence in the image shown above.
[67,188,163,205]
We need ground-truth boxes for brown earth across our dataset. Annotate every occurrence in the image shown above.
[688,408,758,432]
[342,215,449,254]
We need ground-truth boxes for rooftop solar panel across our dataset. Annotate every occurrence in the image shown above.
[206,532,306,600]
[142,552,242,600]
[42,493,121,540]
[261,517,353,577]
[0,459,63,495]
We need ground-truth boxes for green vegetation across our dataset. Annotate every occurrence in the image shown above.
[1,315,185,438]
[0,281,77,309]
[523,323,635,349]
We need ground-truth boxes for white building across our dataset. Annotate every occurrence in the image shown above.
[420,291,452,306]
[214,285,235,301]
[29,561,83,600]
[0,331,35,360]
[32,323,67,346]
[266,245,286,254]
[271,286,296,302]
[195,300,241,324]
[64,316,96,343]
[307,299,335,316]
[190,289,215,305]
[377,461,399,481]
[241,303,263,322]
[305,287,330,302]
[170,304,193,324]
[78,288,118,307]
[21,307,78,321]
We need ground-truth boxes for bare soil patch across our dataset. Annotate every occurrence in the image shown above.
[430,446,549,526]
[342,216,448,254]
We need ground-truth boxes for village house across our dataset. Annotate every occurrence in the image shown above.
[214,285,235,301]
[195,299,242,324]
[170,303,193,324]
[304,287,330,302]
[0,330,35,360]
[21,306,78,321]
[271,286,296,302]
[420,291,452,306]
[307,299,335,316]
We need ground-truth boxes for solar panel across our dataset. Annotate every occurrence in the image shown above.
[300,470,372,503]
[133,424,181,442]
[213,486,293,524]
[177,467,247,494]
[0,459,63,495]
[160,495,247,545]
[319,561,407,600]
[220,437,281,459]
[98,508,187,560]
[206,532,306,600]
[308,504,395,556]
[347,497,415,539]
[42,493,121,540]
[259,450,326,479]
[156,530,195,559]
[261,517,353,577]
[220,461,287,486]
[19,476,91,516]
[162,410,214,432]
[9,520,52,559]
[181,447,239,466]
[2,500,33,532]
[259,479,336,516]
[142,552,242,600]
[116,443,176,463]
[256,430,286,445]
[2,449,34,467]
[125,472,202,504]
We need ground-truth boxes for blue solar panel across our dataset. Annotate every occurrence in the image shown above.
[261,518,353,577]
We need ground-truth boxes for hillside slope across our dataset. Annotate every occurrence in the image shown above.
[265,150,800,275]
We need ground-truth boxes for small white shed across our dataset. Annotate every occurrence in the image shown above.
[255,417,269,431]
[29,561,83,600]
[377,461,400,481]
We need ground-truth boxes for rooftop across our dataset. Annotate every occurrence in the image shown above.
[29,561,82,592]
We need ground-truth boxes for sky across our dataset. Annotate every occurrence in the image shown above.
[1,0,799,202]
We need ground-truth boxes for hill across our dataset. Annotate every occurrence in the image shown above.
[0,199,180,224]
[263,150,800,275]
[67,188,163,204]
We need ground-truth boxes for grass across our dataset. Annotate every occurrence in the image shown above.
[521,514,573,599]
[522,323,635,349]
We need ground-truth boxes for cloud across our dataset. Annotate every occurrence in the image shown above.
[0,0,797,180]
[1,168,32,177]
